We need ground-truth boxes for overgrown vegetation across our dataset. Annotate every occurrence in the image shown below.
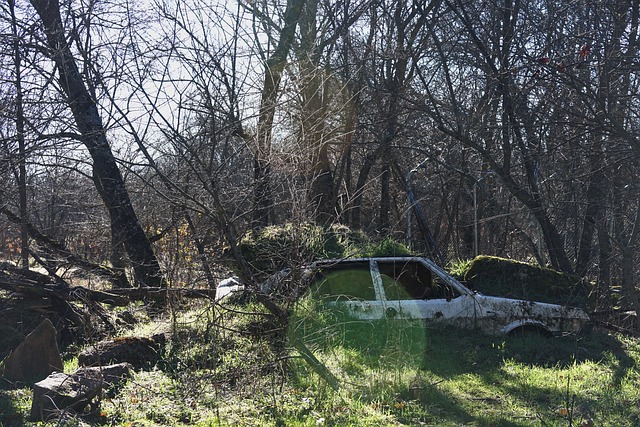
[289,295,640,426]
[1,0,638,423]
[238,223,412,280]
[3,298,638,427]
[450,256,591,308]
[0,231,627,425]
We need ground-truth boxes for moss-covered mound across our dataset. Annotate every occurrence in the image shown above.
[238,223,412,279]
[458,256,589,307]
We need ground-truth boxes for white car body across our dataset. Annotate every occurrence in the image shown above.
[215,276,244,301]
[307,257,590,336]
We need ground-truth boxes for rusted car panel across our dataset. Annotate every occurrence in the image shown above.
[308,257,590,336]
[470,295,590,335]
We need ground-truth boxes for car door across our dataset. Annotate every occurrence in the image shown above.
[375,259,478,328]
[313,260,387,320]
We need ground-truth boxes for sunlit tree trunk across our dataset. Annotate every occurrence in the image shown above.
[298,0,335,225]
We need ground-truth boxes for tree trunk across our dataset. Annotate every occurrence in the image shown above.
[597,210,612,310]
[253,0,306,226]
[620,245,639,330]
[299,0,335,225]
[29,0,163,287]
[378,148,391,233]
[616,192,640,330]
[8,0,29,269]
[575,154,605,276]
[350,151,378,230]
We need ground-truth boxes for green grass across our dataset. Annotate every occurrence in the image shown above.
[1,301,639,426]
[285,297,640,426]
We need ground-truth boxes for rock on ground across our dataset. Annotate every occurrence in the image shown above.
[1,318,63,383]
[30,371,102,421]
[78,334,165,369]
[30,363,133,422]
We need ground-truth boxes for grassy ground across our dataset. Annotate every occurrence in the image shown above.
[1,300,639,427]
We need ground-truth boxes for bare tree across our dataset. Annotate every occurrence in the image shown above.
[28,0,164,287]
[5,0,29,268]
[250,0,306,226]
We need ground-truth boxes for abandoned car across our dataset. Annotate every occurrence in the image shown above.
[297,257,590,336]
[215,276,244,301]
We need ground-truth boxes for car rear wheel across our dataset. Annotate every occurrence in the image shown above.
[508,324,552,338]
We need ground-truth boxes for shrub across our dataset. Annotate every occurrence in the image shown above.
[456,256,590,307]
[237,224,412,280]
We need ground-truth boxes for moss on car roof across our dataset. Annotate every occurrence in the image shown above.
[459,256,590,307]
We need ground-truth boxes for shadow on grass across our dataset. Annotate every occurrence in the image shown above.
[0,383,27,427]
[419,327,637,426]
[417,324,634,376]
[298,318,633,371]
[290,305,639,426]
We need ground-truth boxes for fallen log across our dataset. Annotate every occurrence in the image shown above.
[1,206,129,287]
[0,264,226,306]
[0,267,122,348]
[0,269,130,306]
[106,287,218,301]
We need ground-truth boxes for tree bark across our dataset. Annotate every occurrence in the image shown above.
[8,0,29,269]
[29,0,163,287]
[350,151,378,230]
[575,154,605,276]
[616,191,640,330]
[597,209,612,310]
[253,0,306,226]
[299,0,335,225]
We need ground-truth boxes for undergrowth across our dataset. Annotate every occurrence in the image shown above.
[1,299,639,426]
[237,223,412,280]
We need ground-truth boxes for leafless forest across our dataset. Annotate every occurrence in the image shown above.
[1,0,639,323]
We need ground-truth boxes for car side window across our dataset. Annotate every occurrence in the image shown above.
[431,276,461,300]
[378,261,460,301]
[380,274,407,300]
[312,268,376,301]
